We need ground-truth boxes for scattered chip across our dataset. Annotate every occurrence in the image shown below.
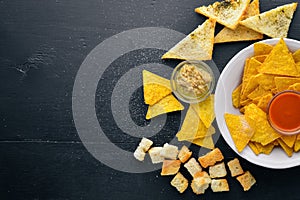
[143,70,172,105]
[146,94,184,119]
[191,95,215,128]
[162,18,216,60]
[240,3,298,38]
[214,0,263,43]
[195,0,250,30]
[259,38,299,77]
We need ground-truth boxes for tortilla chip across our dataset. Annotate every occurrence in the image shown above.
[278,139,293,157]
[195,0,250,30]
[214,0,263,43]
[146,94,184,119]
[280,134,297,148]
[255,142,275,155]
[143,70,172,105]
[240,75,259,102]
[232,84,242,108]
[248,142,260,155]
[293,49,300,63]
[255,73,277,91]
[240,3,298,38]
[224,113,255,152]
[188,135,215,149]
[294,139,300,152]
[257,93,273,112]
[254,43,273,56]
[288,82,300,92]
[244,104,281,145]
[162,18,216,60]
[191,95,215,128]
[259,39,299,77]
[247,86,269,100]
[253,55,268,63]
[274,77,300,92]
[176,106,199,140]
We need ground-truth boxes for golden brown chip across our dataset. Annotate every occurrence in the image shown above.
[146,94,184,119]
[224,113,255,152]
[280,134,297,148]
[253,43,273,56]
[259,39,299,77]
[143,70,172,105]
[191,95,215,128]
[294,140,300,152]
[255,142,275,155]
[253,55,268,63]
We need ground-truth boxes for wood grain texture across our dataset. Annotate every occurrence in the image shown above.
[0,0,300,199]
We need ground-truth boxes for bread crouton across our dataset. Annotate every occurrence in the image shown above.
[178,145,192,163]
[160,143,179,160]
[170,172,189,193]
[198,148,224,168]
[211,179,230,192]
[209,162,227,178]
[227,158,244,177]
[139,137,153,152]
[191,171,211,195]
[184,158,202,177]
[161,160,181,176]
[236,171,256,191]
[148,147,164,164]
[133,146,146,161]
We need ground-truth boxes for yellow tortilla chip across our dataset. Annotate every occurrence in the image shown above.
[259,39,299,77]
[253,55,268,63]
[288,82,300,92]
[162,18,216,60]
[257,93,273,112]
[240,75,259,102]
[293,49,300,63]
[255,73,277,91]
[244,104,281,145]
[143,70,172,105]
[224,113,255,153]
[241,58,261,97]
[278,139,293,157]
[232,84,242,108]
[274,76,300,92]
[254,43,273,56]
[255,142,275,155]
[280,134,297,148]
[191,95,215,128]
[294,139,300,152]
[146,94,184,119]
[247,86,269,100]
[176,106,200,140]
[188,135,215,149]
[248,142,260,155]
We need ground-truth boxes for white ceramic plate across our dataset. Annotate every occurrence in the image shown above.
[215,38,300,169]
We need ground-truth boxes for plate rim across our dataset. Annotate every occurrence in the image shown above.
[215,38,300,169]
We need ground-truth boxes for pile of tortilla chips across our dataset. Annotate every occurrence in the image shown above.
[225,38,300,157]
[143,70,216,149]
[143,70,184,120]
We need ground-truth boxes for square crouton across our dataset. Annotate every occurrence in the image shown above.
[184,158,202,177]
[178,145,192,163]
[191,171,211,195]
[133,146,146,161]
[236,171,256,191]
[227,158,244,177]
[209,162,227,178]
[148,147,164,164]
[170,172,189,193]
[160,143,179,160]
[198,148,224,168]
[211,179,229,192]
[139,137,153,152]
[161,160,181,176]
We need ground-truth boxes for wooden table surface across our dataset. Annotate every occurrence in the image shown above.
[1,0,300,199]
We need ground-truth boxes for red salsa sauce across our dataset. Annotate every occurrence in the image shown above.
[268,91,300,134]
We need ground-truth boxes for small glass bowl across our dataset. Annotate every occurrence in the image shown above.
[267,90,300,135]
[170,60,215,104]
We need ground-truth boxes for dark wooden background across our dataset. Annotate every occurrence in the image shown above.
[1,0,300,199]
